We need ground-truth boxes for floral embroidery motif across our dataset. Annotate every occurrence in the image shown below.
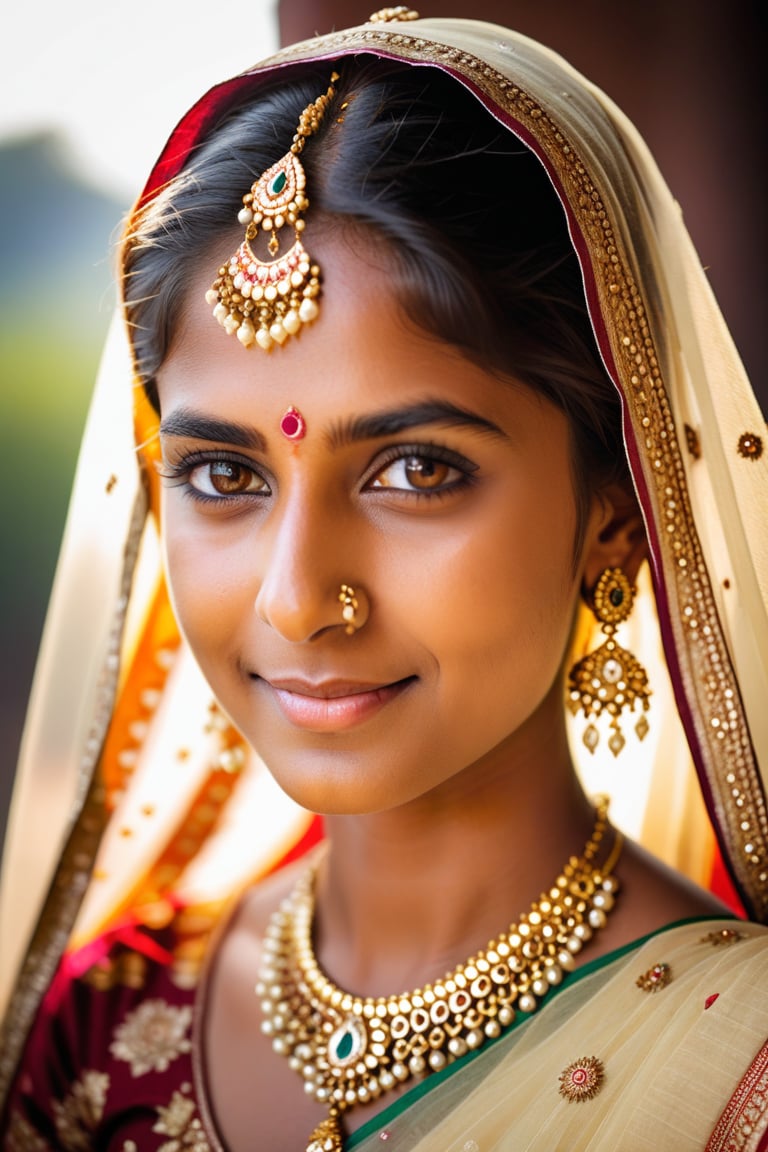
[110,999,192,1076]
[701,929,745,947]
[51,1070,109,1150]
[558,1056,605,1101]
[6,1110,54,1151]
[705,993,720,1010]
[153,1091,212,1151]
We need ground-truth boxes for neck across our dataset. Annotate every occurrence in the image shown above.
[314,699,599,998]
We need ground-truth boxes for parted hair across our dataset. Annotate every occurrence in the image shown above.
[122,57,630,531]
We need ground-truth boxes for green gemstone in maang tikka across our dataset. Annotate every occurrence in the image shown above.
[268,170,288,196]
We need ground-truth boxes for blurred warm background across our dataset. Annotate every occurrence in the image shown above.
[1,0,765,856]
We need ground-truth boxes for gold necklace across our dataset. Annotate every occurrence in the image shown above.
[257,798,621,1152]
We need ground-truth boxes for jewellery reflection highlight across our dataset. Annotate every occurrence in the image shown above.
[206,72,339,351]
[338,583,365,635]
[567,567,651,757]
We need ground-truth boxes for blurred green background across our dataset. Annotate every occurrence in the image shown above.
[0,132,123,825]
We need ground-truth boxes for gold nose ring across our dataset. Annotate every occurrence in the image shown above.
[338,584,366,635]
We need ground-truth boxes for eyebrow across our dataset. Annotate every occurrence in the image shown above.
[326,399,509,449]
[158,399,509,454]
[158,408,267,452]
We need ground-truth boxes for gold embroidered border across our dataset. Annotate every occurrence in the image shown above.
[259,24,768,919]
[0,486,149,1109]
[706,1038,768,1151]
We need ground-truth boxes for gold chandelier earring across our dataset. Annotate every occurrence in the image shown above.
[567,567,651,757]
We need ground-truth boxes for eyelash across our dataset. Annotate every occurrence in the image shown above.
[157,450,270,505]
[363,442,478,499]
[157,442,478,506]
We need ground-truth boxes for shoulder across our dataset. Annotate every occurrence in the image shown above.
[590,836,735,961]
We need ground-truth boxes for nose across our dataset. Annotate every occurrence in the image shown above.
[253,488,365,642]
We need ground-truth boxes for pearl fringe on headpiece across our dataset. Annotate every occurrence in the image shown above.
[206,72,339,352]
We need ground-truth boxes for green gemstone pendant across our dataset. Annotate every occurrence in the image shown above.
[328,1017,367,1068]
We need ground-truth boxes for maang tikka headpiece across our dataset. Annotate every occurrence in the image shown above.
[206,71,340,351]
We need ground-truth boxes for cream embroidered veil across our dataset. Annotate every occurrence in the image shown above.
[1,14,766,1107]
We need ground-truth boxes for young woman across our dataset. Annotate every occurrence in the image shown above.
[1,11,767,1151]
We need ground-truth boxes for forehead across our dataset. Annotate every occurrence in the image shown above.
[156,230,565,451]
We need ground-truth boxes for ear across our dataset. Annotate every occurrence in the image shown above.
[581,484,649,592]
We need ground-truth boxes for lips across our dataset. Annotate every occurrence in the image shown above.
[258,675,414,732]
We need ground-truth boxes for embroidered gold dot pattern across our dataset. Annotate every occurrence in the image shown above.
[684,424,701,460]
[737,431,763,460]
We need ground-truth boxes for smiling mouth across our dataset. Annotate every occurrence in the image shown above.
[259,676,416,732]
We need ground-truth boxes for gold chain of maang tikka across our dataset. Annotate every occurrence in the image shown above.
[257,797,621,1152]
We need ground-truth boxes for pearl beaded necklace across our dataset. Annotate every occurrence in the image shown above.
[257,797,621,1152]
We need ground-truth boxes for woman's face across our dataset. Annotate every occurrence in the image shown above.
[156,235,609,815]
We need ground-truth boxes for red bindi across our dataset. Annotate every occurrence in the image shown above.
[280,406,306,441]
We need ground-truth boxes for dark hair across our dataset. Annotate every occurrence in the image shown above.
[123,58,630,541]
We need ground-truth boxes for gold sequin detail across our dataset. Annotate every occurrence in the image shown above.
[737,431,763,460]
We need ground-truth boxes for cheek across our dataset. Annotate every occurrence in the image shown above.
[161,506,252,668]
[409,474,579,720]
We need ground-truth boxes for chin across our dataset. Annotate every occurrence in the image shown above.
[259,746,422,818]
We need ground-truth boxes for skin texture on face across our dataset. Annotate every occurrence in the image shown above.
[156,234,611,818]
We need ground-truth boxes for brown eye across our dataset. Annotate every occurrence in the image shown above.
[403,456,450,489]
[370,452,466,492]
[190,460,267,497]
